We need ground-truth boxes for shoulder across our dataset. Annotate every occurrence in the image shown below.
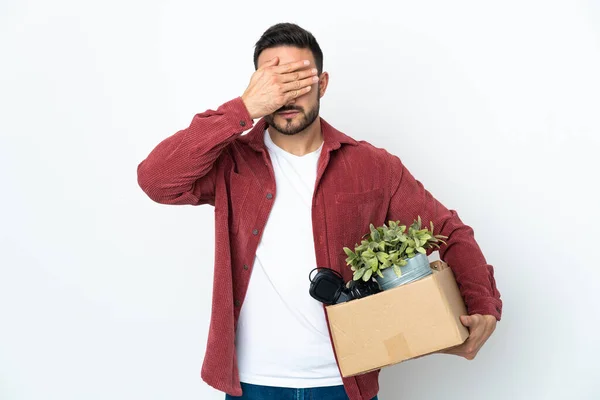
[343,135,403,169]
[322,118,390,162]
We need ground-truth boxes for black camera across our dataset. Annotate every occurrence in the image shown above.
[309,267,382,305]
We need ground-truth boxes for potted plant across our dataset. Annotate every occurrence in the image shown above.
[343,216,448,290]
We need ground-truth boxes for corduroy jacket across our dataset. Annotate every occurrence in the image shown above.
[137,97,502,400]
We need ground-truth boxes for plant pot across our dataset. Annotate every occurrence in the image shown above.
[375,253,432,291]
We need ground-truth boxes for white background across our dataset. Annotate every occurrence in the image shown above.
[1,1,599,399]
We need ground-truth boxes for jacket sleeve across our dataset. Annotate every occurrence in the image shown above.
[385,153,502,320]
[137,97,254,206]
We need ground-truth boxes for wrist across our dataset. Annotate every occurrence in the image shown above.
[240,95,258,120]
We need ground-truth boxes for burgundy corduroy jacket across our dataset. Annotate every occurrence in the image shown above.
[137,97,502,400]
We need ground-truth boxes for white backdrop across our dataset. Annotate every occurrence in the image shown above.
[1,1,599,399]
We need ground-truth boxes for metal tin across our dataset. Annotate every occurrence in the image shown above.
[375,253,432,291]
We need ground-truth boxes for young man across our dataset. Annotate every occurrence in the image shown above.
[137,22,502,400]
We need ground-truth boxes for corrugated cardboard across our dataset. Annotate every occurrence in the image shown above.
[326,261,469,377]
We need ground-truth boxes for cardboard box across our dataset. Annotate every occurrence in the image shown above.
[326,261,469,377]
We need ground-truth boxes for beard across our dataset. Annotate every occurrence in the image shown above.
[264,97,320,136]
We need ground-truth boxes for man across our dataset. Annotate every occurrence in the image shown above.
[137,22,502,400]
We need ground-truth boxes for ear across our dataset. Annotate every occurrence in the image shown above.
[318,71,329,99]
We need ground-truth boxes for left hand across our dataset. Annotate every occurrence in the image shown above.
[441,314,497,360]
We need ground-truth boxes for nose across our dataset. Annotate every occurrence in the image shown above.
[285,98,296,106]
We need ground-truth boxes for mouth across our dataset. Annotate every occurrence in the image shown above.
[278,110,300,118]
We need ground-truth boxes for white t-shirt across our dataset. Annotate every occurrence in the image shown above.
[235,129,343,388]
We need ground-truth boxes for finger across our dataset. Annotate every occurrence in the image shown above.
[460,315,471,327]
[460,314,482,328]
[438,315,493,360]
[440,343,462,353]
[448,334,474,353]
[441,347,470,358]
[464,318,485,342]
[283,85,312,102]
[445,337,478,359]
[439,346,462,355]
[258,56,279,70]
[272,59,311,74]
[281,75,319,93]
[442,323,484,359]
[473,318,496,350]
[280,67,319,83]
[465,323,489,357]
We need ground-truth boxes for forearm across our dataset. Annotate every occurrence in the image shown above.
[434,210,502,320]
[137,97,253,204]
[386,154,502,320]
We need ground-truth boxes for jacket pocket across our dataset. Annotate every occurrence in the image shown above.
[334,187,386,248]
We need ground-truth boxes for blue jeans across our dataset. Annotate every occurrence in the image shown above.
[225,382,379,400]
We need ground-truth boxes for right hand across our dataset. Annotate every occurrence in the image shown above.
[241,57,319,119]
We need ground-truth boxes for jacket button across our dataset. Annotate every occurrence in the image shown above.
[243,264,249,270]
[252,229,259,235]
[266,193,273,200]
[235,300,241,307]
[239,120,246,127]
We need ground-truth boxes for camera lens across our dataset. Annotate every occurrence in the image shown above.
[347,279,382,300]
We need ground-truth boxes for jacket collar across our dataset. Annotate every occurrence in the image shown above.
[237,117,358,153]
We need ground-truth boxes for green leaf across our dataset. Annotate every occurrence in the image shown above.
[416,246,426,254]
[377,269,384,278]
[353,267,366,280]
[363,269,373,281]
[368,257,379,269]
[343,247,355,257]
[398,241,408,255]
[371,229,381,242]
[393,265,402,277]
[376,252,389,263]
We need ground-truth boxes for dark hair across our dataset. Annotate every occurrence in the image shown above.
[253,23,324,74]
